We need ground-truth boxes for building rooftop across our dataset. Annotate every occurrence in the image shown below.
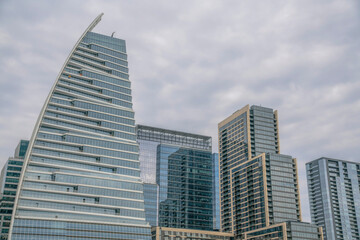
[136,124,212,151]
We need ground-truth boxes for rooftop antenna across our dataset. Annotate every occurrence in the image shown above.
[111,32,115,37]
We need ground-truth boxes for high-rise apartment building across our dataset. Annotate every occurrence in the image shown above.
[229,152,302,235]
[137,125,214,230]
[218,105,281,233]
[218,105,322,239]
[0,140,28,239]
[306,157,360,240]
[8,14,152,239]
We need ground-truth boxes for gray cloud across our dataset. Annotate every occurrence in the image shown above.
[1,0,360,222]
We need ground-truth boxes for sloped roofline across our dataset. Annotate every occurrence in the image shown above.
[8,13,104,238]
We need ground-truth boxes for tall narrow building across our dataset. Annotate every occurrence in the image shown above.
[137,125,214,230]
[0,140,28,239]
[218,105,322,239]
[8,14,151,239]
[218,105,281,233]
[306,157,360,240]
[212,153,221,231]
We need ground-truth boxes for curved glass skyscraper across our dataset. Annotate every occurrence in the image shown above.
[8,14,151,239]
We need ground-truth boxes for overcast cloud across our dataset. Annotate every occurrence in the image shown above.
[1,0,360,222]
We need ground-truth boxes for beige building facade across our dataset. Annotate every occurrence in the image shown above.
[151,227,234,240]
[218,105,322,239]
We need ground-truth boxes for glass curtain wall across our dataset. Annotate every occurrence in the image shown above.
[9,14,151,240]
[157,145,213,230]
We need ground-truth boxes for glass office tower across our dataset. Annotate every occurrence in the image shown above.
[218,105,322,239]
[307,157,360,240]
[212,153,220,231]
[8,14,151,239]
[137,125,214,230]
[157,145,213,230]
[0,140,28,239]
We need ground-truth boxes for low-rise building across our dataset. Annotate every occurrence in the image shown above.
[152,226,234,240]
[243,221,323,240]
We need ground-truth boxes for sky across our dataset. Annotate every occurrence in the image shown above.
[0,0,360,223]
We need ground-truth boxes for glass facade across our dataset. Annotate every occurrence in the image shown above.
[218,109,249,232]
[143,183,158,227]
[249,106,279,157]
[138,139,158,184]
[266,153,301,224]
[137,130,159,227]
[8,14,151,239]
[157,145,213,230]
[231,155,267,235]
[137,125,214,230]
[14,141,29,159]
[229,153,301,236]
[286,221,323,240]
[307,157,360,240]
[212,153,220,230]
[0,140,29,240]
[244,223,284,240]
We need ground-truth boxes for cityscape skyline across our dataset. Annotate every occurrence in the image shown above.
[1,0,360,224]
